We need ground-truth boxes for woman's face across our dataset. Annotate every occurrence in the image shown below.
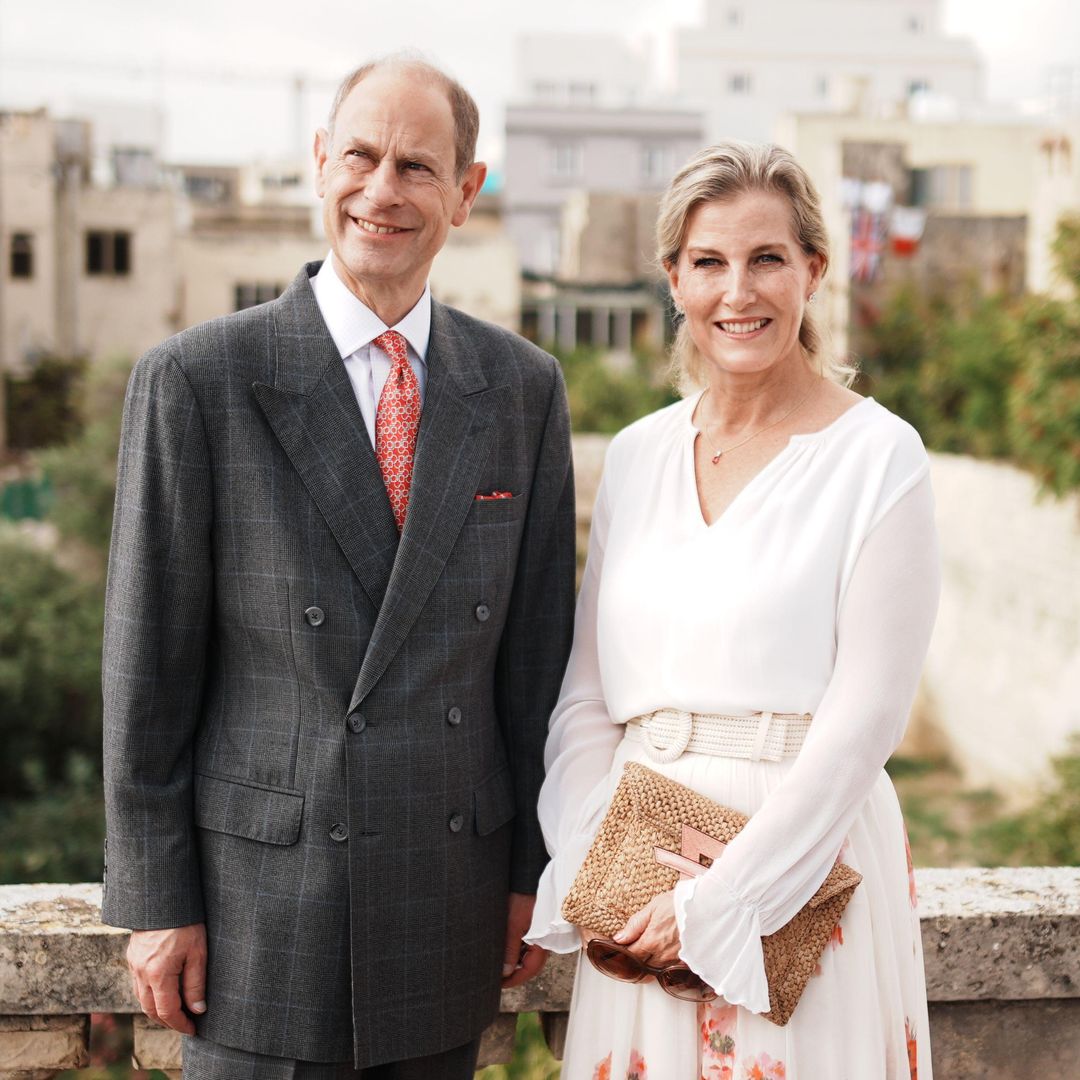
[666,189,824,381]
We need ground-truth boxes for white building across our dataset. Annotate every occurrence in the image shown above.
[677,0,984,144]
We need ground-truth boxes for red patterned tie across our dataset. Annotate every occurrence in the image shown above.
[373,330,421,533]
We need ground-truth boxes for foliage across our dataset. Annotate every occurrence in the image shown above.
[973,738,1080,866]
[0,534,104,799]
[0,754,104,884]
[477,1012,561,1080]
[1006,297,1080,497]
[861,215,1080,494]
[555,344,677,433]
[1050,211,1080,291]
[35,355,131,560]
[4,354,87,450]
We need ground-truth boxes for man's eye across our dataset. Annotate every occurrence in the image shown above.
[403,161,427,172]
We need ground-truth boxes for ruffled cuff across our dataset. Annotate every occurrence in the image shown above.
[523,833,594,952]
[677,871,771,1014]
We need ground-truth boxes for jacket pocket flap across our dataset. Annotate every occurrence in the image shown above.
[194,773,304,846]
[474,767,516,836]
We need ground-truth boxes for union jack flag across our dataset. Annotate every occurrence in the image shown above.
[850,208,886,283]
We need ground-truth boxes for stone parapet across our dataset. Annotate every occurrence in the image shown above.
[1,869,1079,1077]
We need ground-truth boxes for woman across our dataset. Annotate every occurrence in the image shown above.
[525,142,939,1080]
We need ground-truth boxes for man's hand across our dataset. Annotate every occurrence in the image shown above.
[501,892,547,989]
[127,923,208,1035]
[614,890,681,966]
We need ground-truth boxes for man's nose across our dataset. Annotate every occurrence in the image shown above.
[364,158,404,208]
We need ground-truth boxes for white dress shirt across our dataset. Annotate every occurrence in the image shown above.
[311,252,430,448]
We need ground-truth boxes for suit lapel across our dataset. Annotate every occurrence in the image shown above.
[348,302,509,711]
[253,264,399,612]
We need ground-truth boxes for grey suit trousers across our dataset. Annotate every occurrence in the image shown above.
[181,1033,480,1079]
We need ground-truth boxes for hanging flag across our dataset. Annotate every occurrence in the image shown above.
[890,206,927,256]
[850,208,885,283]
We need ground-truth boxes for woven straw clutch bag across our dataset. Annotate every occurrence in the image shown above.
[561,760,862,1026]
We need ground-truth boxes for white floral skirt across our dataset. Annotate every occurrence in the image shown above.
[559,738,930,1080]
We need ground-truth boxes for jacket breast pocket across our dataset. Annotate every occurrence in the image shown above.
[194,772,304,846]
[473,766,516,836]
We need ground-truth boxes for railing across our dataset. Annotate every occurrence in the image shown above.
[1,868,1078,1078]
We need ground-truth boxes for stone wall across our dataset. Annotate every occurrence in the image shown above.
[2,870,1078,1077]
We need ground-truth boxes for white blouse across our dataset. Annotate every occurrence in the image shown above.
[525,393,941,1013]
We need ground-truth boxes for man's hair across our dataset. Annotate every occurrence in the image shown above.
[327,54,480,180]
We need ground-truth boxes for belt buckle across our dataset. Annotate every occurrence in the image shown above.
[642,710,694,764]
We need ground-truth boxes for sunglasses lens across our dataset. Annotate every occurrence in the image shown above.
[658,966,718,1002]
[587,940,648,983]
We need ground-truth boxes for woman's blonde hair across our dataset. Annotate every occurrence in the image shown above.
[656,141,856,390]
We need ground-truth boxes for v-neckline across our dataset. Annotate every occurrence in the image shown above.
[685,392,874,529]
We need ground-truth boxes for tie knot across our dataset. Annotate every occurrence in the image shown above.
[373,330,409,368]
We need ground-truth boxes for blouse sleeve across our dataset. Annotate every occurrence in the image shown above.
[525,466,626,953]
[674,470,941,1012]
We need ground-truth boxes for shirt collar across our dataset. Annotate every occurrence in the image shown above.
[312,252,431,363]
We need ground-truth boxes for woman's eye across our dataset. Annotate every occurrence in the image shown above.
[756,253,782,264]
[692,257,720,268]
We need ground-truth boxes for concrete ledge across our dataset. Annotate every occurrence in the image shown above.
[2,869,1079,1076]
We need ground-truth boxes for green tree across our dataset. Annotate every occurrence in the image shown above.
[0,535,104,798]
[35,355,131,563]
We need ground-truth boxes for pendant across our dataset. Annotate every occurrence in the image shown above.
[711,451,723,464]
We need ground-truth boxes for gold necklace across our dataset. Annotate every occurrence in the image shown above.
[697,381,819,465]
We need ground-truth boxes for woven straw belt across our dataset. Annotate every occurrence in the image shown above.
[624,708,813,764]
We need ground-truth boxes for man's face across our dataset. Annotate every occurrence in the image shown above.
[314,67,485,313]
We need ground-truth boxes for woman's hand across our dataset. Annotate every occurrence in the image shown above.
[614,890,681,966]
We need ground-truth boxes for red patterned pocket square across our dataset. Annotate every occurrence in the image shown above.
[475,491,514,500]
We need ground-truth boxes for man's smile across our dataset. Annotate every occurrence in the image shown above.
[349,214,409,235]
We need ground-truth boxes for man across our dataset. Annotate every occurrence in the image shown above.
[101,56,575,1078]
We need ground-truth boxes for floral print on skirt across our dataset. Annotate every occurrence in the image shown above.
[558,740,932,1079]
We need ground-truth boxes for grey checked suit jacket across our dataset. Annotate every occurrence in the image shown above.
[101,262,576,1068]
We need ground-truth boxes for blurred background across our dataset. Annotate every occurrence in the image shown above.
[1,1,1078,1076]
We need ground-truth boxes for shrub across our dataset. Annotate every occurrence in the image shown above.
[0,534,103,798]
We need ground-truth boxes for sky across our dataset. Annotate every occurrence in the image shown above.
[0,0,1077,166]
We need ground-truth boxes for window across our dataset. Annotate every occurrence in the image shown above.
[10,233,33,279]
[816,75,830,100]
[908,78,930,97]
[729,73,752,95]
[234,282,284,311]
[909,165,973,210]
[550,142,583,180]
[86,231,131,276]
[908,14,925,33]
[727,7,743,26]
[261,173,302,190]
[568,81,597,104]
[641,145,671,184]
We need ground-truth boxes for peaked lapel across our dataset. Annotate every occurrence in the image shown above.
[252,264,399,612]
[348,301,510,712]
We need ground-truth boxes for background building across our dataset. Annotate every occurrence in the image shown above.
[677,0,984,144]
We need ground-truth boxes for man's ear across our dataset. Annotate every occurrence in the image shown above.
[313,129,331,198]
[451,162,488,228]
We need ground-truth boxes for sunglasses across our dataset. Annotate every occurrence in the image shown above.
[585,937,717,1002]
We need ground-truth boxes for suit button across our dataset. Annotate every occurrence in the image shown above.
[448,813,464,833]
[447,707,462,727]
[304,605,325,627]
[347,713,366,733]
[474,603,490,622]
[329,823,348,842]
